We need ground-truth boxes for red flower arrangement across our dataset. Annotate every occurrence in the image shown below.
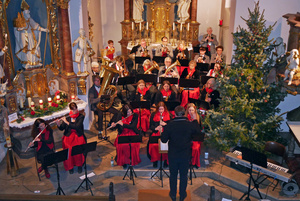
[51,102,59,107]
[30,110,36,115]
[55,90,60,96]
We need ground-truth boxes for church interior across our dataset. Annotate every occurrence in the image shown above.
[1,0,300,200]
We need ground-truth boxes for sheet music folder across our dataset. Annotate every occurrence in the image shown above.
[44,149,68,167]
[159,77,178,85]
[136,74,157,83]
[117,76,136,85]
[153,56,165,64]
[135,56,151,64]
[196,63,209,72]
[240,147,267,168]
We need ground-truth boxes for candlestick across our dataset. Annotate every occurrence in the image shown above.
[71,95,75,102]
[19,97,24,109]
[187,23,190,31]
[146,22,148,30]
[39,100,43,109]
[132,22,134,30]
[28,97,32,107]
[139,22,142,31]
[173,22,175,31]
[48,97,52,107]
[180,23,182,32]
[56,95,60,103]
[31,101,35,110]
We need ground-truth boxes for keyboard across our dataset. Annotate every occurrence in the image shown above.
[226,150,292,183]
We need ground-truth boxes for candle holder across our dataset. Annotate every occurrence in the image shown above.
[172,29,175,47]
[131,23,135,46]
[48,97,52,107]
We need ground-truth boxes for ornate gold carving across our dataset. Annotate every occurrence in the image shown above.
[57,0,70,9]
[77,76,88,95]
[13,12,26,28]
[88,12,94,42]
[30,73,47,97]
[62,70,76,77]
[21,0,30,11]
[8,95,17,114]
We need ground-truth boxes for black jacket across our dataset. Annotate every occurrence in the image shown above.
[116,113,139,135]
[58,113,86,140]
[161,117,200,159]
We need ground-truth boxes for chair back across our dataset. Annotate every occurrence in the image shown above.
[264,141,286,165]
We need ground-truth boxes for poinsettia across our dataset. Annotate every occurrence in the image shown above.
[30,110,35,115]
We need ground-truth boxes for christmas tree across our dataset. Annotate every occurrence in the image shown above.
[203,1,287,152]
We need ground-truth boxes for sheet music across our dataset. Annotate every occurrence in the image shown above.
[159,139,168,153]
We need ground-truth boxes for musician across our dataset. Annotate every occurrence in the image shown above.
[91,61,100,75]
[111,56,135,102]
[154,80,177,105]
[133,79,151,134]
[103,40,116,61]
[180,60,200,108]
[174,42,189,60]
[185,103,204,168]
[155,36,174,58]
[149,102,172,168]
[200,78,220,109]
[161,106,200,201]
[158,57,179,79]
[56,102,86,174]
[207,63,223,78]
[112,104,141,169]
[194,46,210,64]
[30,118,54,179]
[210,45,226,66]
[136,39,153,59]
[200,27,218,57]
[88,75,121,137]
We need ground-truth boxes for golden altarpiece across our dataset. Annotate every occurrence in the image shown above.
[119,0,200,55]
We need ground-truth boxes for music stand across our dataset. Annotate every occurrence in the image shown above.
[210,63,215,70]
[117,76,136,100]
[135,56,151,65]
[136,74,157,84]
[149,137,169,187]
[118,135,142,185]
[99,95,114,145]
[130,101,151,135]
[239,147,267,200]
[73,141,97,195]
[196,63,209,72]
[153,56,165,65]
[193,46,200,53]
[158,77,178,85]
[178,59,190,67]
[164,101,180,112]
[44,149,68,195]
[180,79,200,105]
[200,75,214,86]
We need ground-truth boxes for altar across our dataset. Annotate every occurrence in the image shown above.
[9,100,87,159]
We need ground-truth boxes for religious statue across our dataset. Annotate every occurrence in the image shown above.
[133,0,144,23]
[284,49,300,85]
[0,46,8,83]
[177,0,191,23]
[72,28,94,75]
[48,79,59,96]
[13,0,49,69]
[0,80,8,97]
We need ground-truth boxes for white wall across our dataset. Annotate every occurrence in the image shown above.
[100,0,124,55]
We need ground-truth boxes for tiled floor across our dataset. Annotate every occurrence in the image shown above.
[0,127,299,201]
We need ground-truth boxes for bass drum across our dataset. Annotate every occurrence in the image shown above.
[281,179,299,196]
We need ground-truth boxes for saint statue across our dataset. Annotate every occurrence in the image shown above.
[72,28,94,75]
[177,0,191,24]
[133,0,144,23]
[13,0,49,69]
[284,49,300,85]
[0,46,8,83]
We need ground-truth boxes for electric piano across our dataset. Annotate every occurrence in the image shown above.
[226,150,292,183]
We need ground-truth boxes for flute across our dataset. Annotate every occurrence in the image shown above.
[106,114,133,130]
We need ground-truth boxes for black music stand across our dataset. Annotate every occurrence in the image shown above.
[239,147,267,200]
[200,75,214,86]
[149,136,169,187]
[118,76,136,100]
[136,74,157,83]
[98,95,114,145]
[159,77,178,85]
[44,149,68,195]
[164,101,180,112]
[193,46,200,53]
[196,63,210,72]
[118,135,142,185]
[153,56,165,65]
[135,56,150,66]
[73,141,97,196]
[130,101,151,135]
[178,59,190,67]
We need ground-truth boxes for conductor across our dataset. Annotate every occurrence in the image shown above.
[161,106,200,201]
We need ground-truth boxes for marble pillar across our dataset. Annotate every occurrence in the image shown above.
[190,0,197,22]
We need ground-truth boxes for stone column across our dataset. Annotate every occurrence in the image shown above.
[119,0,132,55]
[190,0,197,22]
[124,0,130,22]
[283,13,300,51]
[57,1,75,78]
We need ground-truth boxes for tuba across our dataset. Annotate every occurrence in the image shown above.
[165,60,181,75]
[144,61,159,74]
[96,66,119,111]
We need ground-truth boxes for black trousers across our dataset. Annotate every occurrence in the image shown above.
[95,107,121,131]
[168,157,189,198]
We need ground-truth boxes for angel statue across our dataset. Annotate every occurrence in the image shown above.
[73,28,94,75]
[133,0,144,23]
[14,0,49,69]
[177,0,191,23]
[284,49,300,85]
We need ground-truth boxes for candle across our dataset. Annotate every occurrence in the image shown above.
[219,20,223,26]
[173,22,175,31]
[180,23,182,32]
[139,22,142,31]
[146,22,148,30]
[56,95,60,103]
[39,100,43,109]
[71,95,75,102]
[132,22,134,30]
[48,97,52,106]
[20,97,24,109]
[31,101,35,110]
[28,97,31,107]
[187,23,190,31]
